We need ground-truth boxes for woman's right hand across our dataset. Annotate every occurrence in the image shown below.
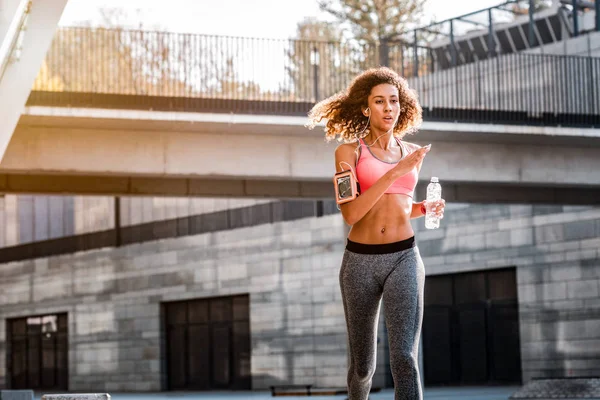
[393,144,431,176]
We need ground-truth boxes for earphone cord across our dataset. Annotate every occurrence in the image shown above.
[339,110,396,181]
[338,161,357,180]
[356,111,394,153]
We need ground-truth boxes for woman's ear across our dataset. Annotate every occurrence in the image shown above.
[363,107,370,117]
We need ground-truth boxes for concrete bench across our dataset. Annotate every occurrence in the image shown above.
[0,390,34,400]
[270,385,313,396]
[41,395,110,400]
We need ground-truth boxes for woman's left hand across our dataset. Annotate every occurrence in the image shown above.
[426,199,445,219]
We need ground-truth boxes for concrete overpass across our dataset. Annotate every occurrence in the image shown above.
[2,105,600,204]
[1,15,600,204]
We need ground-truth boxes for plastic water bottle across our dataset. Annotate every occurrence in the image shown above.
[425,177,442,230]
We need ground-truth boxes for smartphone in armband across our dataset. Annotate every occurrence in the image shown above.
[334,170,359,205]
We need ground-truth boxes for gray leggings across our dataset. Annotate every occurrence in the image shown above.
[339,237,425,400]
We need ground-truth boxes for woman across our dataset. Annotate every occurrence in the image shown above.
[307,67,445,400]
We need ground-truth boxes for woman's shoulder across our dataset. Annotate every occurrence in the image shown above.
[335,141,360,157]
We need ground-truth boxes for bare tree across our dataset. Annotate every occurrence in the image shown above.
[317,0,429,42]
[285,0,431,96]
[34,7,262,99]
[286,18,356,101]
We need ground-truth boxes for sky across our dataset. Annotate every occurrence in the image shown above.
[58,0,505,38]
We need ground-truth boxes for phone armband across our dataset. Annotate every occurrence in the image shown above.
[333,170,358,205]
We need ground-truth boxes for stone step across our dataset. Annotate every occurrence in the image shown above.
[41,395,110,400]
[0,390,34,400]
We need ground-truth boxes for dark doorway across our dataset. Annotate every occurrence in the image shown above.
[7,313,68,390]
[422,268,521,385]
[163,294,251,390]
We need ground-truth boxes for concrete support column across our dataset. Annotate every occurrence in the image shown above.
[0,0,22,38]
[0,0,68,161]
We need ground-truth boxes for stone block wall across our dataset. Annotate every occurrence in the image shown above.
[415,204,600,381]
[0,213,359,391]
[0,194,272,247]
[1,202,599,390]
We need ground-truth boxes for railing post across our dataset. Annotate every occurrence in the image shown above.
[529,0,536,47]
[588,56,595,124]
[450,19,457,67]
[401,48,406,76]
[477,58,482,107]
[413,30,419,77]
[573,0,579,37]
[379,38,389,67]
[311,45,320,101]
[429,47,435,73]
[488,8,496,58]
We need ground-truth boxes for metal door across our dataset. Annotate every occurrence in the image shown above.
[422,268,521,385]
[8,314,68,390]
[164,294,250,390]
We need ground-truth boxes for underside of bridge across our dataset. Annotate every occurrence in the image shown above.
[3,172,600,205]
[0,3,599,204]
[1,108,599,204]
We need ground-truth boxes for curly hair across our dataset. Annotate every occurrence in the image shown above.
[306,67,422,143]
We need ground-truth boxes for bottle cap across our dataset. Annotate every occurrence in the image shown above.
[430,177,439,183]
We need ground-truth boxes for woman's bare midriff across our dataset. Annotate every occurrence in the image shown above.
[348,194,415,244]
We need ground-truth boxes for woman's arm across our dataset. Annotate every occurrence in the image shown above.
[334,143,429,226]
[412,199,446,220]
[406,141,428,220]
[410,201,426,219]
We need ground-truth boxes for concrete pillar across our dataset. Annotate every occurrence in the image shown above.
[0,0,68,161]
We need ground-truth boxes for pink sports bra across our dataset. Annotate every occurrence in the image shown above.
[355,138,419,198]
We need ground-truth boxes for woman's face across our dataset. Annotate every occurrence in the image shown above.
[365,83,400,132]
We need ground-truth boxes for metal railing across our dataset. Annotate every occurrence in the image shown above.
[27,27,600,126]
[388,0,599,70]
[409,52,600,126]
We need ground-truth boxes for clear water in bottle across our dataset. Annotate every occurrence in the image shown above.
[425,177,442,230]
